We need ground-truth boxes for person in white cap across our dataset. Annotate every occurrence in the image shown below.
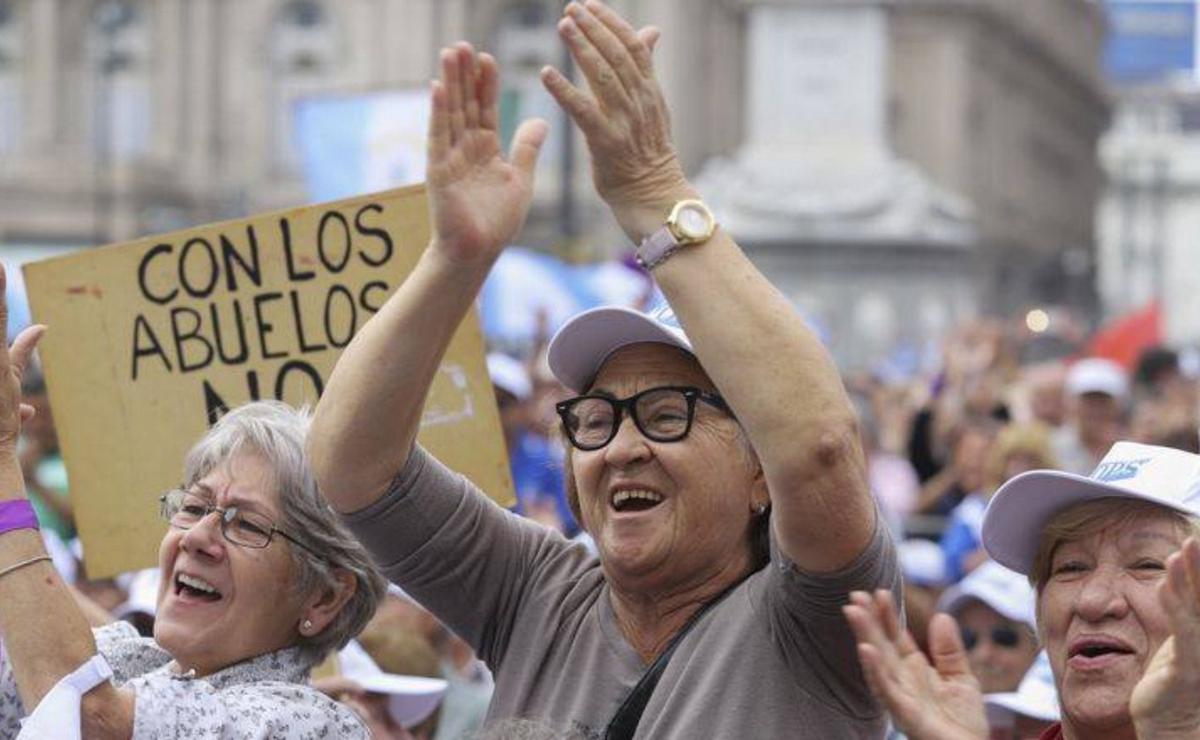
[308,2,898,737]
[936,561,1038,693]
[316,640,448,740]
[984,651,1059,739]
[1052,358,1129,475]
[843,440,1200,740]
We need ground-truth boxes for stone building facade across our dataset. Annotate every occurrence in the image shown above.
[0,0,1108,365]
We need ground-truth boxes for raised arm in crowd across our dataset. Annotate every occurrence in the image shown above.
[309,2,898,738]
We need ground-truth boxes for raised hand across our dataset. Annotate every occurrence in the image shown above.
[540,1,691,242]
[1130,537,1200,737]
[427,43,548,267]
[843,590,988,740]
[0,264,43,455]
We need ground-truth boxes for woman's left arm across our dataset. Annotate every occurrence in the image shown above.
[542,0,875,571]
[0,269,134,736]
[1131,537,1200,739]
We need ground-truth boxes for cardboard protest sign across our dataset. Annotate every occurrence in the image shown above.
[23,185,514,577]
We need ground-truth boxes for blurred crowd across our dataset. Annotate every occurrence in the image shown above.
[9,310,1198,738]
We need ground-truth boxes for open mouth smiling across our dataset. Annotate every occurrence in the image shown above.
[610,489,664,513]
[1067,637,1135,667]
[175,572,223,602]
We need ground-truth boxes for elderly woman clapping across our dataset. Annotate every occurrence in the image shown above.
[844,440,1200,740]
[309,2,899,737]
[0,314,387,738]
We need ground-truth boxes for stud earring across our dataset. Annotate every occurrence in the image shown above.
[301,619,313,633]
[753,503,769,516]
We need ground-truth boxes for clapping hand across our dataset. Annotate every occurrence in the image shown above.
[427,43,548,268]
[540,1,692,242]
[1130,537,1200,738]
[0,264,43,456]
[843,589,988,740]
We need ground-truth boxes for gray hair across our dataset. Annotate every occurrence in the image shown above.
[182,400,387,664]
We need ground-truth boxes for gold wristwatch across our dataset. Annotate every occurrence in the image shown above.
[634,199,718,271]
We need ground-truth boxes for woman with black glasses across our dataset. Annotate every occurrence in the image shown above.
[309,2,899,738]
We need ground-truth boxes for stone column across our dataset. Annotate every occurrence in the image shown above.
[26,0,59,154]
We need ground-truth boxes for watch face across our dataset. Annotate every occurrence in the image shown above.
[676,204,712,240]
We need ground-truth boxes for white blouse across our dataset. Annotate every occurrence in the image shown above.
[0,622,367,739]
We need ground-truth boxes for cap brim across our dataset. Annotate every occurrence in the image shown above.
[936,585,1028,626]
[548,306,692,392]
[356,674,448,728]
[982,469,1195,575]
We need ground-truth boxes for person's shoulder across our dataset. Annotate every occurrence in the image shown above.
[129,677,370,738]
[218,680,370,736]
[94,622,173,683]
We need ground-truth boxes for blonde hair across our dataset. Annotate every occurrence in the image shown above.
[983,423,1057,493]
[1029,497,1200,591]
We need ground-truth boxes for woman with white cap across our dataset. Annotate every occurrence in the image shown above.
[936,560,1039,694]
[844,440,1200,739]
[984,652,1060,739]
[308,1,899,737]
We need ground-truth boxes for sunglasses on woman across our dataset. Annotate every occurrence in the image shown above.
[960,624,1023,651]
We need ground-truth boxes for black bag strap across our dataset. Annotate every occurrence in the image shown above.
[602,581,744,740]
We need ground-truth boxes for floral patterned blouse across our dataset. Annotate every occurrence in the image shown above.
[0,622,367,739]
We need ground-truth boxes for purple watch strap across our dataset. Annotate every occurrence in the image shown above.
[635,227,679,271]
[0,499,38,535]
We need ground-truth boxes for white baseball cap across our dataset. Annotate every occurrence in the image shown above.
[1065,357,1129,400]
[338,640,448,729]
[548,305,694,393]
[936,561,1036,629]
[487,352,532,401]
[985,651,1059,724]
[982,441,1200,575]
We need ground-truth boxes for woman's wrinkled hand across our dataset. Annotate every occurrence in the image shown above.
[1131,537,1200,738]
[843,589,988,740]
[427,43,548,268]
[540,1,692,242]
[0,264,44,454]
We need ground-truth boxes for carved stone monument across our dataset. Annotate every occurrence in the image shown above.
[695,2,978,368]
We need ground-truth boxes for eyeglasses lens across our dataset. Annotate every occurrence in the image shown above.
[564,398,616,449]
[634,389,691,440]
[161,490,273,548]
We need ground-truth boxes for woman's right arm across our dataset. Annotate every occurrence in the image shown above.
[0,308,134,736]
[307,44,546,513]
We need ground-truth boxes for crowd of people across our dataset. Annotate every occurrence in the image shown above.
[0,1,1199,738]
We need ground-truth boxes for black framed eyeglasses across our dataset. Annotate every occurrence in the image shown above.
[159,488,319,557]
[556,385,730,451]
[960,624,1023,651]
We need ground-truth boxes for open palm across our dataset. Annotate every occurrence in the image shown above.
[844,590,988,740]
[1130,538,1200,736]
[0,264,43,452]
[426,43,547,267]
